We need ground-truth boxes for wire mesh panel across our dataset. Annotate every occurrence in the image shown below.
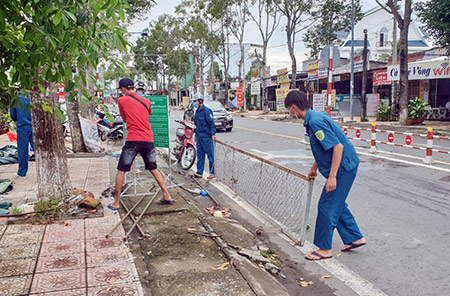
[215,140,314,244]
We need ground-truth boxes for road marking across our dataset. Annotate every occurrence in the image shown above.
[372,148,450,166]
[235,125,450,171]
[211,180,387,296]
[251,149,314,160]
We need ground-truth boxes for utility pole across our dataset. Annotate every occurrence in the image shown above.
[350,0,355,121]
[391,0,398,120]
[361,29,368,121]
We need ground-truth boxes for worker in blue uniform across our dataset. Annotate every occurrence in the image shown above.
[284,90,366,260]
[10,89,34,177]
[191,94,217,179]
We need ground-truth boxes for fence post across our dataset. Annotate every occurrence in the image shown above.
[424,126,433,164]
[369,122,377,153]
[299,178,314,246]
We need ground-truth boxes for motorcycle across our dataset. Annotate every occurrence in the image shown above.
[96,111,123,141]
[172,120,196,170]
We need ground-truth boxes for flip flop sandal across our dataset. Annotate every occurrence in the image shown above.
[156,199,176,205]
[305,251,332,261]
[107,204,120,211]
[207,175,215,179]
[191,174,203,178]
[342,242,366,252]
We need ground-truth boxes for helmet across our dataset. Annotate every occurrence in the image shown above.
[136,81,146,91]
[190,93,204,102]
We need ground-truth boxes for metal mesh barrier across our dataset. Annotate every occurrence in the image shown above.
[215,140,314,245]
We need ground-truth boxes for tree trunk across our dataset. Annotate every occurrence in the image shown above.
[398,17,410,124]
[210,53,216,100]
[80,66,96,120]
[262,41,269,112]
[286,27,297,89]
[66,97,87,152]
[31,81,72,199]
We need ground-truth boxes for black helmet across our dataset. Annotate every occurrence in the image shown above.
[136,81,146,91]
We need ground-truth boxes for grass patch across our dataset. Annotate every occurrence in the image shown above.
[34,198,61,216]
[260,248,282,268]
[9,207,23,215]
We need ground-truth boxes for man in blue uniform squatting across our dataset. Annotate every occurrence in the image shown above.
[284,90,366,260]
[191,94,217,179]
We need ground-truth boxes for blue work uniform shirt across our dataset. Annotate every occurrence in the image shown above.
[10,94,32,132]
[304,109,359,178]
[194,105,216,139]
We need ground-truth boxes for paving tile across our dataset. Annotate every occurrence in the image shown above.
[0,243,40,260]
[0,224,5,235]
[4,223,45,235]
[30,269,86,294]
[46,219,84,232]
[85,214,120,227]
[88,282,144,296]
[35,253,85,273]
[87,264,139,287]
[33,288,86,295]
[0,231,42,246]
[0,275,32,295]
[43,229,84,243]
[40,240,84,256]
[86,237,127,252]
[87,248,131,267]
[85,224,125,239]
[0,258,35,277]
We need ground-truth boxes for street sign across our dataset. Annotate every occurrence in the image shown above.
[251,81,260,96]
[277,68,290,85]
[320,45,341,68]
[312,94,325,112]
[388,133,394,142]
[145,95,170,148]
[405,135,412,145]
[343,128,348,135]
[356,130,361,138]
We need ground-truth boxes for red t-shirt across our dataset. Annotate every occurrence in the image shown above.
[118,93,154,142]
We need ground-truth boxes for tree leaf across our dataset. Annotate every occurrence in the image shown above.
[55,107,66,122]
[53,11,62,26]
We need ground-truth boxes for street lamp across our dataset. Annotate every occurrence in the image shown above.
[350,0,355,122]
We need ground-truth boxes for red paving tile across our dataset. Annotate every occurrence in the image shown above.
[85,225,125,239]
[88,282,144,296]
[87,248,130,267]
[30,269,86,294]
[33,288,86,295]
[35,253,85,273]
[86,237,127,252]
[0,275,32,295]
[87,264,139,287]
[40,240,84,256]
[43,230,84,243]
[4,224,45,235]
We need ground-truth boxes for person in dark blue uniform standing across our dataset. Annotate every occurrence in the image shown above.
[191,94,217,179]
[10,89,34,177]
[285,90,366,260]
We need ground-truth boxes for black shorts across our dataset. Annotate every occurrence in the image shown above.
[117,141,157,172]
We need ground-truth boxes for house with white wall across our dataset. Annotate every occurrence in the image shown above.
[339,6,432,62]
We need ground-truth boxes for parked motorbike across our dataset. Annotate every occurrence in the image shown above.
[172,120,196,170]
[96,111,123,141]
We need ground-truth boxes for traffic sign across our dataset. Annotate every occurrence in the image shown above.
[405,135,412,145]
[356,130,361,138]
[388,133,394,142]
[320,45,341,68]
[343,128,348,135]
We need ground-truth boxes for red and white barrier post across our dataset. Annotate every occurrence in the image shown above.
[327,46,333,116]
[424,127,433,164]
[369,122,377,153]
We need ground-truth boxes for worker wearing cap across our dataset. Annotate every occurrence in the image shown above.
[191,94,216,179]
[136,81,146,95]
[284,90,365,261]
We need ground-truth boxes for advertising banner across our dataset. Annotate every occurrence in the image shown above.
[373,70,392,85]
[251,81,260,96]
[387,59,450,81]
[277,68,290,85]
[276,88,289,112]
[313,94,325,112]
[236,86,244,107]
[366,93,380,117]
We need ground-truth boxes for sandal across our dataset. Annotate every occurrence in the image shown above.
[305,251,332,261]
[107,204,120,211]
[341,242,366,252]
[156,199,176,205]
[207,174,215,179]
[191,173,203,178]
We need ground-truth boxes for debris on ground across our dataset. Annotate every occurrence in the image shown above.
[204,207,231,218]
[211,262,231,271]
[320,275,333,279]
[297,280,314,287]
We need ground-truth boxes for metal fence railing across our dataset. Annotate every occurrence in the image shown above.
[214,140,314,245]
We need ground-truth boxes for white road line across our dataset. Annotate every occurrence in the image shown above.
[251,149,314,160]
[369,148,450,166]
[235,126,450,172]
[211,180,387,296]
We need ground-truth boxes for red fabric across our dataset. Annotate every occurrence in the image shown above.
[118,93,153,142]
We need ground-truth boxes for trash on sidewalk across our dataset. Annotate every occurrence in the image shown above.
[320,275,333,279]
[211,262,231,271]
[204,207,231,218]
[297,280,314,287]
[0,178,13,194]
[77,191,100,210]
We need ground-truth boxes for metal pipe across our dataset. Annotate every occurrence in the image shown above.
[350,0,355,121]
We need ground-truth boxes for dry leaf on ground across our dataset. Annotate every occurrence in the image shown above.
[320,275,333,279]
[211,262,230,271]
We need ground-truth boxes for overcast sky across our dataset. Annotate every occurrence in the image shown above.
[126,0,415,75]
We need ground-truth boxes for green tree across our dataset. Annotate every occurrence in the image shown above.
[416,0,450,54]
[0,0,127,198]
[303,0,363,58]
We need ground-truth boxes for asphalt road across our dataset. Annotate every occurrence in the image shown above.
[170,109,450,296]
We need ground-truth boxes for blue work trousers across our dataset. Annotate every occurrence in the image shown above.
[196,137,214,175]
[17,129,34,177]
[314,165,363,250]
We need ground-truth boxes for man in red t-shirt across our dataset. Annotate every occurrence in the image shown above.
[108,78,173,211]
